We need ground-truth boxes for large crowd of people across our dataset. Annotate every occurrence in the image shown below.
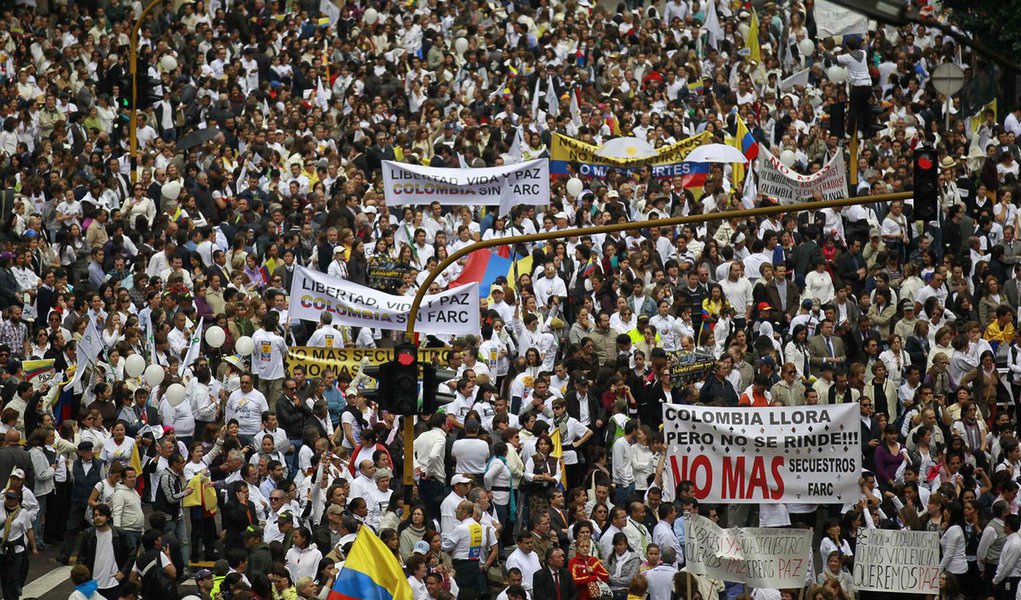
[0,0,1018,599]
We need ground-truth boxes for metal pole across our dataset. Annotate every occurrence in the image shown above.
[129,0,163,185]
[403,190,912,339]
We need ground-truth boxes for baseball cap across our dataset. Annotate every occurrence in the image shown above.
[465,419,481,434]
[242,526,263,538]
[327,505,344,515]
[10,468,24,479]
[195,569,213,580]
[451,474,472,485]
[756,302,771,312]
[413,540,430,555]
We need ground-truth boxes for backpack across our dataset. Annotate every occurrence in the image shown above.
[138,549,179,600]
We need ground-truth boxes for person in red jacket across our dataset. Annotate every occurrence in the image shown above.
[739,374,772,407]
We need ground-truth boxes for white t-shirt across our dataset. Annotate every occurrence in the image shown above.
[451,438,491,475]
[94,529,119,588]
[557,418,589,465]
[226,389,270,436]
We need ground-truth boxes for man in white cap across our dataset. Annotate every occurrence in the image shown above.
[441,474,473,534]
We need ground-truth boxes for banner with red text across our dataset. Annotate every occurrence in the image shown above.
[663,404,860,503]
[756,147,848,204]
[685,514,813,588]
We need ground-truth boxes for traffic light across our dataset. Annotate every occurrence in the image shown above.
[388,343,420,416]
[913,146,938,222]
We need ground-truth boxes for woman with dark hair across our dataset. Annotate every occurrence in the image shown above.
[941,501,969,579]
[398,503,432,561]
[285,527,322,583]
[605,532,640,597]
[962,350,1005,418]
[221,480,259,552]
[26,426,55,549]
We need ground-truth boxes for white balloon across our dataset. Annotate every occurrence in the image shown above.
[161,180,182,201]
[166,383,186,407]
[236,336,255,356]
[454,37,469,55]
[159,55,178,72]
[124,354,146,377]
[363,8,378,24]
[798,38,815,58]
[144,364,165,387]
[205,326,226,349]
[826,65,848,84]
[566,177,584,197]
[779,150,797,168]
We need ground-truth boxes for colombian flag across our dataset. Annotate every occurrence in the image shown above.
[731,116,759,188]
[23,359,55,384]
[448,249,513,298]
[687,80,705,95]
[329,527,413,600]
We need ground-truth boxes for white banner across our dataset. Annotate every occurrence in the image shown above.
[663,404,860,503]
[852,529,940,595]
[685,514,812,588]
[71,318,105,388]
[288,266,479,336]
[814,0,868,38]
[780,68,810,91]
[757,147,848,205]
[381,159,550,217]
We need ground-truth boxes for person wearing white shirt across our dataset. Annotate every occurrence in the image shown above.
[306,312,345,349]
[505,534,542,593]
[440,475,473,534]
[225,374,270,440]
[365,469,394,532]
[531,262,568,307]
[451,420,491,476]
[611,421,637,507]
[993,514,1021,594]
[941,508,969,579]
[652,505,683,565]
[251,312,288,410]
[284,527,322,584]
[441,501,490,593]
[645,547,679,600]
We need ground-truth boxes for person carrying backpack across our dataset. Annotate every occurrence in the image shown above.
[131,528,178,600]
[154,453,196,577]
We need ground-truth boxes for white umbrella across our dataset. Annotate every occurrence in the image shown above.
[685,143,750,164]
[596,137,658,160]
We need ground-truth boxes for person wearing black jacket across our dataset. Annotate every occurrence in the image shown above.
[78,504,134,599]
[276,383,313,451]
[221,480,259,553]
[58,441,104,564]
[698,361,740,407]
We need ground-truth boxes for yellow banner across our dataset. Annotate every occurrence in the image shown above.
[285,346,452,379]
[550,132,712,181]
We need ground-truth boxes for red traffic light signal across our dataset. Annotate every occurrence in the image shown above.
[397,351,415,366]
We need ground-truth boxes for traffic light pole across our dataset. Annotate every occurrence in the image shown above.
[129,0,163,185]
[399,189,912,512]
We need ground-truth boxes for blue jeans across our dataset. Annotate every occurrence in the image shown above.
[614,483,635,508]
[287,438,303,480]
[32,494,48,546]
[163,514,190,570]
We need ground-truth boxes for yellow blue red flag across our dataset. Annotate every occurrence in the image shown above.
[329,527,413,600]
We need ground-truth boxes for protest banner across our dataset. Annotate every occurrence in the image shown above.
[814,0,868,38]
[549,132,712,187]
[667,351,716,387]
[685,514,812,588]
[367,257,407,294]
[381,159,549,217]
[663,404,860,503]
[288,266,479,336]
[756,147,848,204]
[852,529,940,595]
[286,346,451,379]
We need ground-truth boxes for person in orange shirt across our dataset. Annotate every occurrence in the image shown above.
[739,374,772,407]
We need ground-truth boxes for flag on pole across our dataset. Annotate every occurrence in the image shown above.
[741,163,758,209]
[179,317,204,377]
[546,76,560,118]
[70,318,104,388]
[747,9,761,64]
[328,527,413,600]
[731,116,759,189]
[531,77,542,121]
[703,0,724,50]
[145,311,157,365]
[569,87,582,128]
[779,68,810,91]
[549,427,568,491]
[24,359,55,389]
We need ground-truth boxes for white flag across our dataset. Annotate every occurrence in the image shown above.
[569,87,582,128]
[145,311,157,365]
[70,318,104,388]
[546,76,560,118]
[500,127,524,165]
[315,77,331,112]
[531,77,542,121]
[179,317,204,377]
[780,68,810,91]
[703,0,724,50]
[741,163,758,208]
